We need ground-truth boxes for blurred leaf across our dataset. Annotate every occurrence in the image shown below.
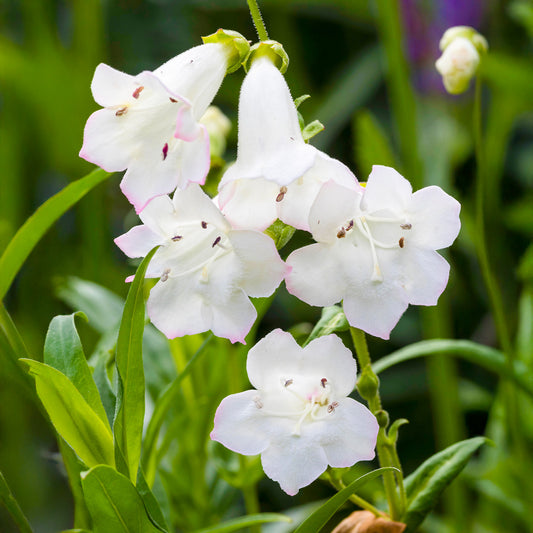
[20,359,114,468]
[0,470,33,533]
[193,513,292,533]
[143,334,213,485]
[0,168,111,300]
[372,339,533,399]
[44,312,109,426]
[354,109,396,178]
[294,468,398,533]
[303,305,349,346]
[114,247,158,483]
[136,469,169,532]
[481,53,533,101]
[516,288,533,362]
[403,437,487,531]
[508,0,533,39]
[265,219,296,250]
[93,354,116,427]
[81,465,162,533]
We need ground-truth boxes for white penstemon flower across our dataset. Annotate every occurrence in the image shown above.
[218,53,358,232]
[114,184,287,343]
[285,165,461,339]
[435,26,488,95]
[211,329,378,495]
[80,33,248,213]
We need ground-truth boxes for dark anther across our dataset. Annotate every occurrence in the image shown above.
[212,236,221,248]
[160,268,171,282]
[115,107,128,116]
[132,86,144,99]
[284,379,293,387]
[171,235,182,242]
[162,143,169,160]
[400,223,412,230]
[399,237,405,248]
[321,378,328,388]
[201,221,208,229]
[290,136,295,141]
[337,228,346,239]
[346,220,354,230]
[276,186,288,203]
[327,401,339,413]
[169,97,178,103]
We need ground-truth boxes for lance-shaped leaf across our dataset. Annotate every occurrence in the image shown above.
[81,465,162,533]
[403,437,487,531]
[20,359,114,468]
[294,467,398,533]
[114,247,158,482]
[193,513,292,533]
[44,312,109,427]
[0,168,111,300]
[0,470,33,533]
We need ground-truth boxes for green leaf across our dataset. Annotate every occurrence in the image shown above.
[194,513,291,533]
[0,470,33,533]
[44,312,109,427]
[81,465,161,533]
[0,168,111,300]
[294,94,310,109]
[114,247,158,483]
[403,437,487,531]
[372,339,533,399]
[302,119,325,142]
[264,219,296,250]
[353,109,397,178]
[136,469,168,532]
[20,359,114,468]
[303,305,349,346]
[294,467,398,533]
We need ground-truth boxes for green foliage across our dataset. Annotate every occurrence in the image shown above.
[403,437,487,531]
[264,219,296,250]
[0,168,111,300]
[81,465,162,533]
[20,359,115,468]
[0,470,33,533]
[294,468,398,533]
[193,513,292,533]
[303,305,349,346]
[114,247,158,483]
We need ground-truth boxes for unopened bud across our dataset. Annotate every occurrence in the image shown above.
[356,366,379,401]
[375,409,389,429]
[331,511,406,533]
[200,106,231,158]
[435,26,488,94]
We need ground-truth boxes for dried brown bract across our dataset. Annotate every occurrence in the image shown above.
[331,511,406,533]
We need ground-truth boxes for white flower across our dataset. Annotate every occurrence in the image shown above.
[80,43,231,213]
[210,329,378,495]
[218,56,357,232]
[114,185,287,343]
[285,166,461,339]
[435,27,488,95]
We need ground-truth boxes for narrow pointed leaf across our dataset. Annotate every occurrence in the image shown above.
[373,339,533,399]
[0,470,33,533]
[194,513,291,533]
[0,168,111,300]
[294,467,398,533]
[136,469,168,532]
[403,437,487,531]
[114,247,158,482]
[81,465,161,533]
[303,306,349,346]
[44,312,109,427]
[20,359,114,468]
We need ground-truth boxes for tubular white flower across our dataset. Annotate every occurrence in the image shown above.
[286,165,461,339]
[80,43,231,213]
[218,57,358,232]
[210,329,378,495]
[114,185,288,343]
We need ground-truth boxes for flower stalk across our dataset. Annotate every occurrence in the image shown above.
[247,0,269,42]
[350,327,405,520]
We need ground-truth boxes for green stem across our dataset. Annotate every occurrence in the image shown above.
[324,469,387,517]
[473,76,523,456]
[240,458,261,533]
[246,0,269,41]
[349,327,403,520]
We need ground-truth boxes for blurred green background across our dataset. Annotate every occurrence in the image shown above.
[1,0,533,531]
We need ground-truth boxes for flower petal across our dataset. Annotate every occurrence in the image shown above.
[410,185,461,249]
[362,165,413,215]
[285,243,347,308]
[319,398,378,467]
[90,63,137,108]
[229,230,287,297]
[114,225,164,258]
[218,178,280,231]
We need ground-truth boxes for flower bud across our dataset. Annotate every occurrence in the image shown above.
[435,26,488,94]
[375,409,389,429]
[356,366,380,401]
[199,106,231,158]
[202,29,250,74]
[331,511,406,533]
